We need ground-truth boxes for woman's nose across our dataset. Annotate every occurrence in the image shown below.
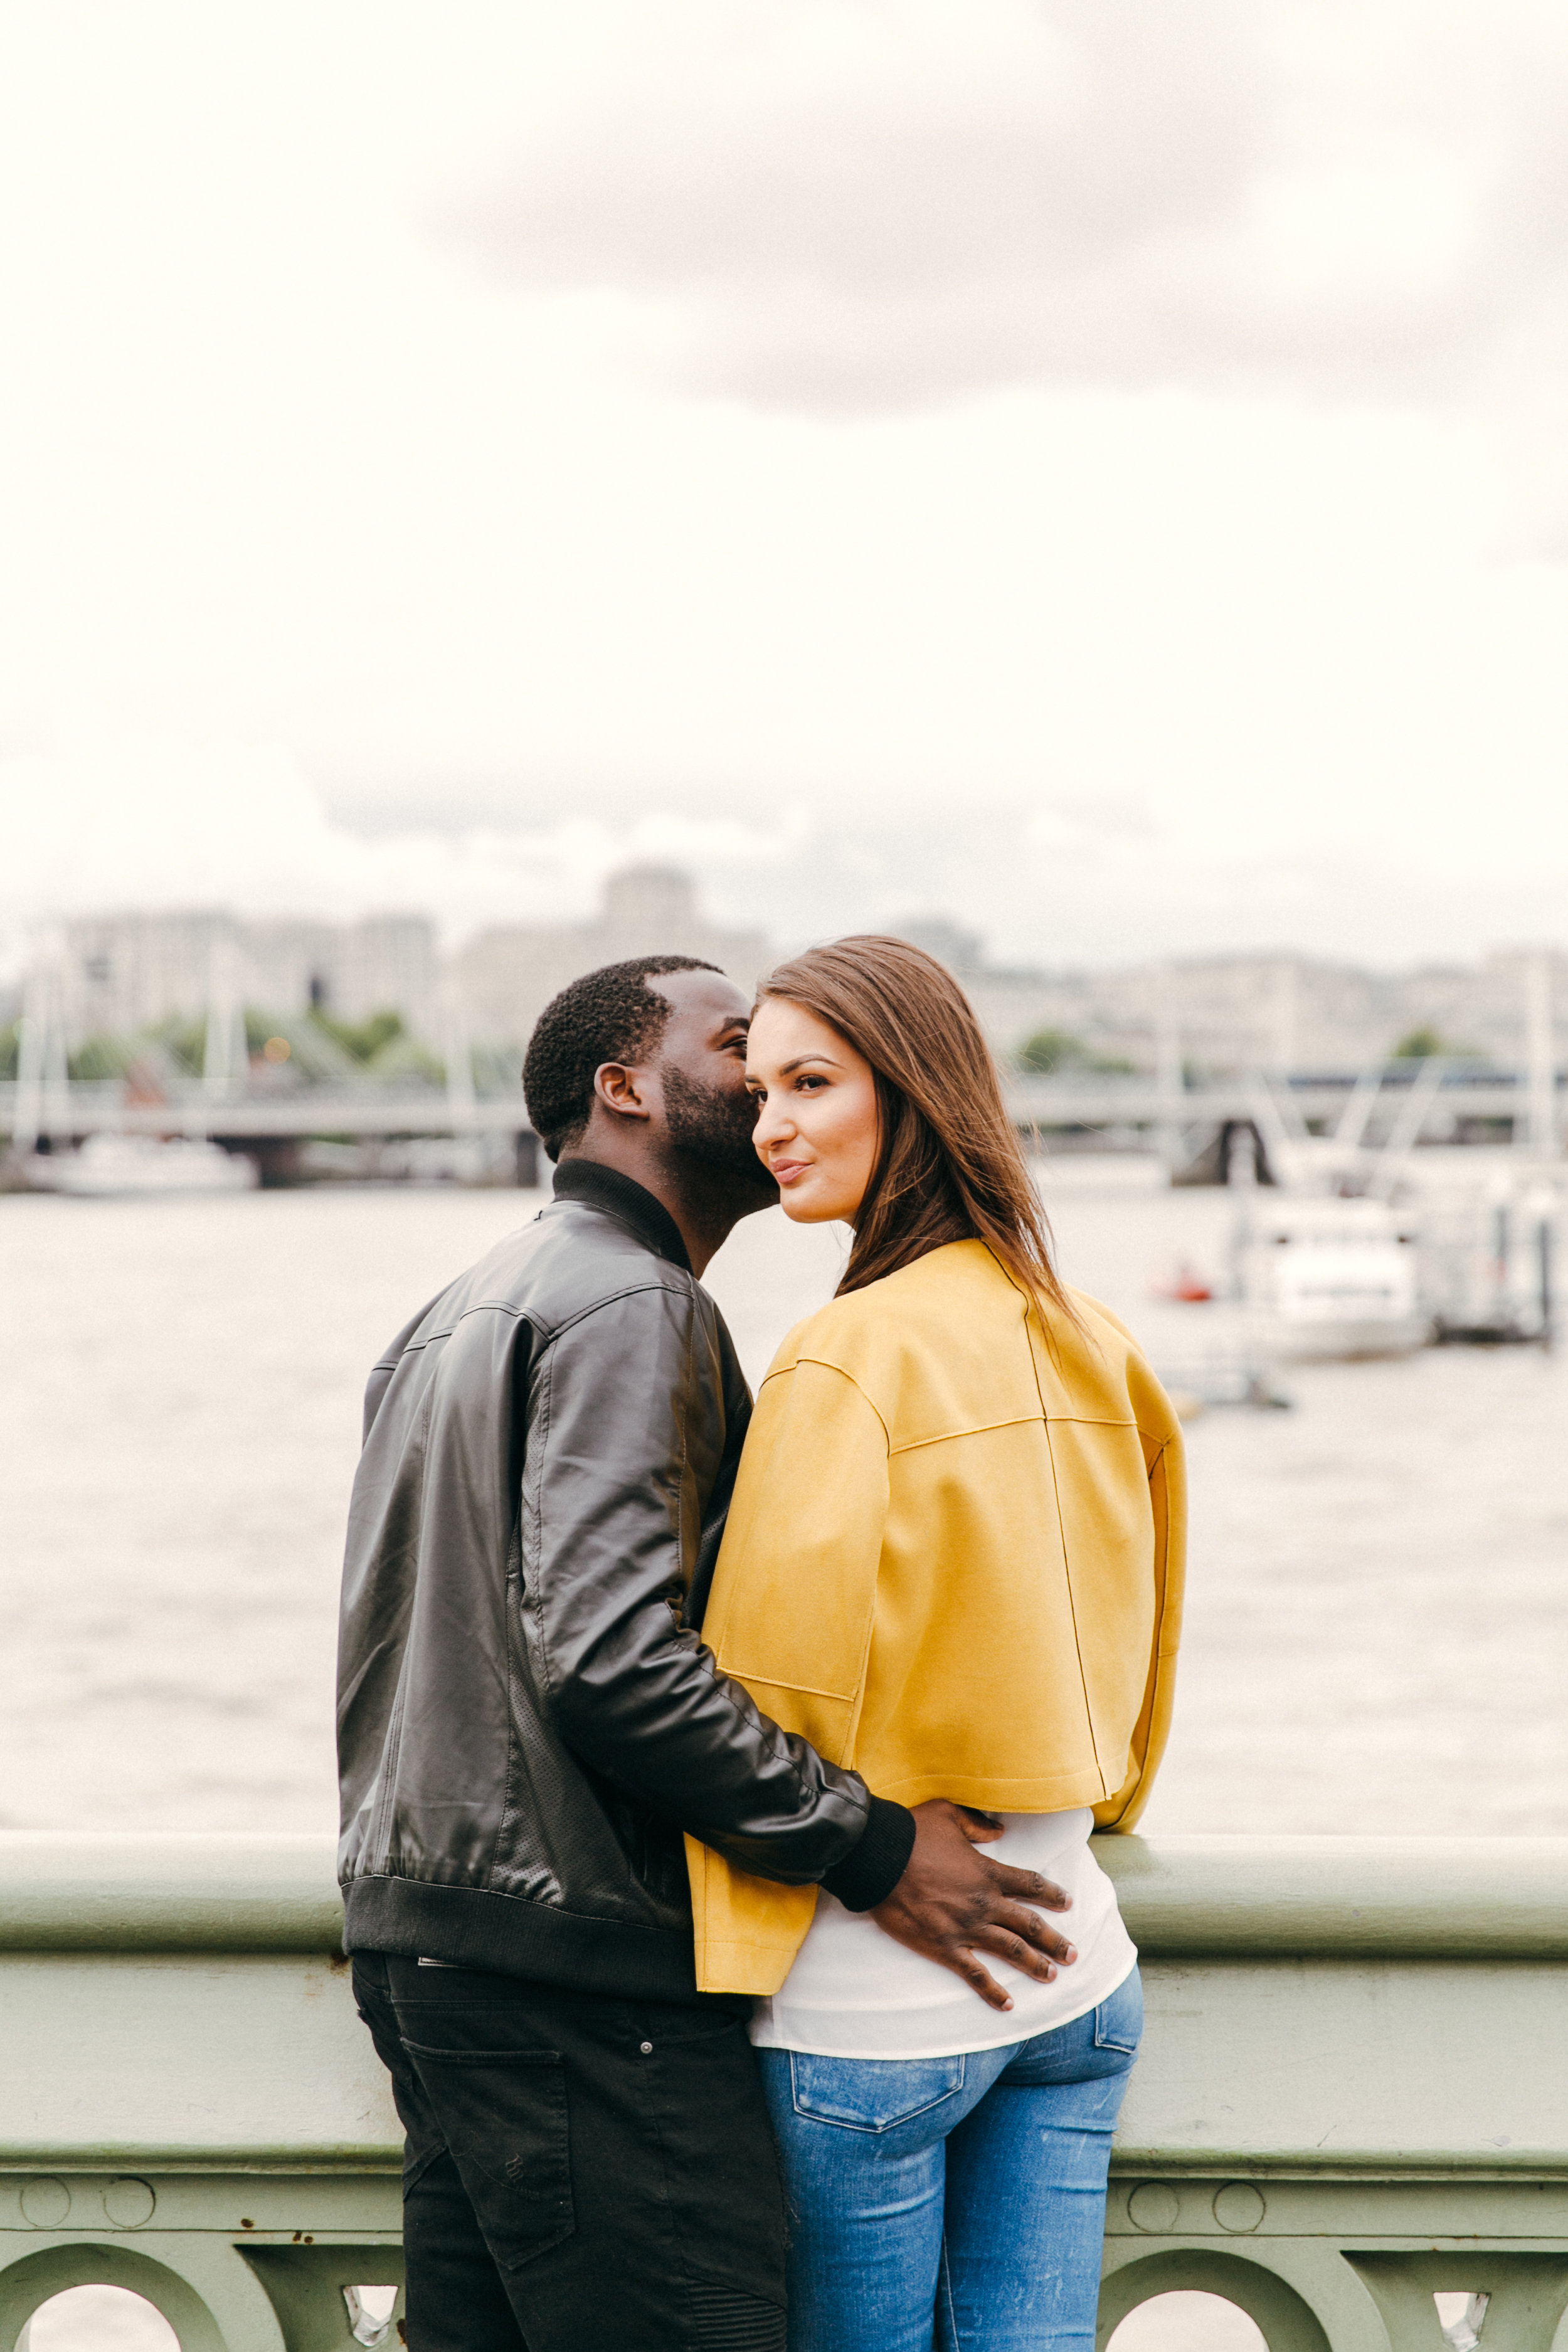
[751,1094,791,1150]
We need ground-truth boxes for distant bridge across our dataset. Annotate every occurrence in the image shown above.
[0,1080,541,1185]
[0,1081,532,1141]
[1008,1067,1556,1150]
[1005,1067,1551,1126]
[1005,1066,1562,1176]
[1,1064,1559,1185]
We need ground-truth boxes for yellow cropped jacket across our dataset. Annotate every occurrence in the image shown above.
[686,1239,1186,1994]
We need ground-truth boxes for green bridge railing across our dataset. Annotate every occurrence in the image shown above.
[1,1832,1565,2351]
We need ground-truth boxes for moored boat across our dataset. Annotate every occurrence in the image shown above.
[1235,1195,1429,1360]
[36,1135,257,1197]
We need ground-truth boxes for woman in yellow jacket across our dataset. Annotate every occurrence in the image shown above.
[689,936,1185,2352]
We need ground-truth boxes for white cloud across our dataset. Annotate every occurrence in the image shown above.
[4,739,1567,991]
[437,1,1568,420]
[0,740,808,977]
[1,1,1566,973]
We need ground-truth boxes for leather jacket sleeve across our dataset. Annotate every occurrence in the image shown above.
[519,1279,912,1901]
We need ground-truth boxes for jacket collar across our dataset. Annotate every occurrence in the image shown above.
[551,1158,692,1274]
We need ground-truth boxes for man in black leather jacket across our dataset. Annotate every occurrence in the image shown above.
[339,955,1072,2352]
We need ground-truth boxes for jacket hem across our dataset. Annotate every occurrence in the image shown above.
[694,1936,802,1998]
[342,1875,707,2003]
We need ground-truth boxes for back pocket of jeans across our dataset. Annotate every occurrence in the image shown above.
[790,2052,965,2134]
[1093,1968,1144,2056]
[402,2042,574,2269]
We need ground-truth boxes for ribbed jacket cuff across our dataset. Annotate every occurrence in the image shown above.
[820,1796,917,1914]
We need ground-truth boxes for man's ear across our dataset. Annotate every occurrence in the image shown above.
[593,1061,654,1122]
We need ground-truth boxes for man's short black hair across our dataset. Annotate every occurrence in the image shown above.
[522,956,724,1162]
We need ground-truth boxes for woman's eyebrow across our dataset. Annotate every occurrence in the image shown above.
[778,1053,841,1074]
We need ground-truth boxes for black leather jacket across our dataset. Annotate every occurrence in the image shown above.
[337,1160,914,2000]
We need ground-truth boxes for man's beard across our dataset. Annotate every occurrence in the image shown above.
[662,1064,776,1199]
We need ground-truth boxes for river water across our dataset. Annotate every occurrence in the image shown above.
[3,1163,1563,1838]
[3,1169,1564,2350]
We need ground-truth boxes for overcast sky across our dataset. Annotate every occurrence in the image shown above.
[3,0,1567,972]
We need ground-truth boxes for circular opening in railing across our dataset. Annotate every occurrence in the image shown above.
[1108,2290,1269,2352]
[19,2285,181,2351]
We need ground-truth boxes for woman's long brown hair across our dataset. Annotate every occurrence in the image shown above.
[756,935,1078,1320]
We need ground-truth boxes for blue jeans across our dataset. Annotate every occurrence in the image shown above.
[756,1966,1142,2352]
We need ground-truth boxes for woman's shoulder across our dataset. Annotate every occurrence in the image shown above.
[761,1242,1047,1443]
[764,1249,1178,1444]
[1053,1286,1183,1444]
[767,1239,1000,1365]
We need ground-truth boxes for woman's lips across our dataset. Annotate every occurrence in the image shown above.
[770,1159,810,1185]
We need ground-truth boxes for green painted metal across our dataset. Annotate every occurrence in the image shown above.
[1098,1835,1568,1959]
[4,1832,1566,1959]
[0,1835,1565,2350]
[0,1836,341,1954]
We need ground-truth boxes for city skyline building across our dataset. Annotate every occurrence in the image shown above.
[55,910,438,1048]
[452,865,770,1051]
[10,876,1562,1089]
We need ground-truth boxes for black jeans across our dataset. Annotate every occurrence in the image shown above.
[352,1955,788,2352]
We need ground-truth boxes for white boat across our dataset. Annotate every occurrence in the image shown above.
[1235,1195,1429,1360]
[41,1136,258,1197]
[1403,1164,1560,1345]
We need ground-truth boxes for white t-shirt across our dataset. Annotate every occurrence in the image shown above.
[749,1808,1136,2061]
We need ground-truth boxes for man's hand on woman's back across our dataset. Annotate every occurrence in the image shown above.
[868,1801,1078,2013]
